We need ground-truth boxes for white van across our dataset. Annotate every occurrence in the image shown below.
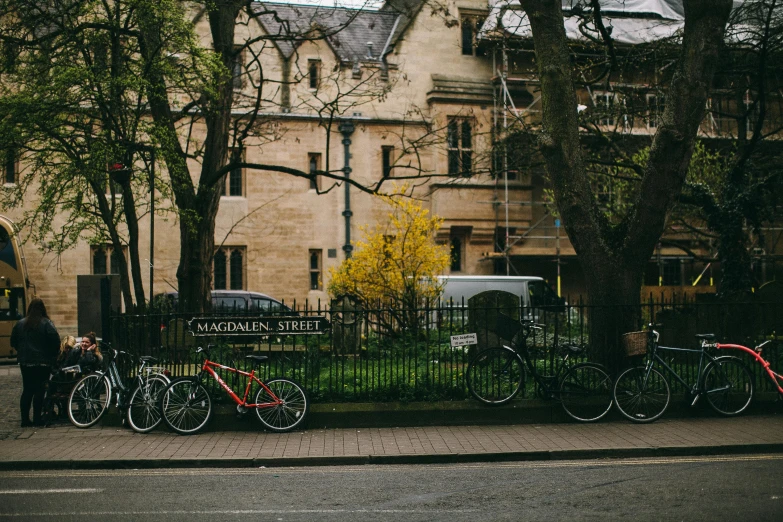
[437,275,565,314]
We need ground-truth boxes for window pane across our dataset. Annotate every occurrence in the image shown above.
[461,120,472,149]
[110,250,122,274]
[4,149,15,184]
[213,250,227,290]
[447,120,459,148]
[309,153,320,190]
[230,250,243,290]
[93,249,107,275]
[461,151,472,176]
[461,19,473,55]
[448,150,459,176]
[382,146,393,178]
[309,60,319,89]
[251,298,271,311]
[229,167,242,196]
[309,249,322,290]
[450,237,462,272]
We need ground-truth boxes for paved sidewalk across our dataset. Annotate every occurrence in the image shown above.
[2,413,783,470]
[2,364,783,470]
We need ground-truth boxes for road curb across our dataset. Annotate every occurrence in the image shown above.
[2,443,782,471]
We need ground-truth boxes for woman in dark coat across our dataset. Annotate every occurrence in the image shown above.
[11,298,60,427]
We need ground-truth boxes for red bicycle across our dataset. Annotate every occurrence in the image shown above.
[707,337,783,396]
[159,346,308,434]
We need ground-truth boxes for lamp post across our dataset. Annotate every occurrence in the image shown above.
[339,120,355,259]
[148,149,155,302]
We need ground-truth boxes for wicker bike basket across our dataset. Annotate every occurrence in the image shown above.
[622,331,648,357]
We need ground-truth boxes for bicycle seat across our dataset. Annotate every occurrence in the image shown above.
[139,356,157,363]
[695,333,716,340]
[245,355,269,364]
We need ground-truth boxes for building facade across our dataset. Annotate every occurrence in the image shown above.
[2,0,782,330]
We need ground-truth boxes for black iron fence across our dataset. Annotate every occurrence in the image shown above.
[108,294,783,403]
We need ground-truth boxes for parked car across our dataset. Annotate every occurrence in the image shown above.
[438,276,565,310]
[155,290,295,315]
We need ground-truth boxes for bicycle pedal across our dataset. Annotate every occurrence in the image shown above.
[690,394,700,407]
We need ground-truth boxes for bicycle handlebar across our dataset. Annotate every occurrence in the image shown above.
[755,340,773,353]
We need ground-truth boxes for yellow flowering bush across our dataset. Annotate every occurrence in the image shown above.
[328,193,450,333]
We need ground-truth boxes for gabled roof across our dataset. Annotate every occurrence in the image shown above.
[250,2,400,63]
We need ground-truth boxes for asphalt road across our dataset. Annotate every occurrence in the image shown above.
[0,454,781,521]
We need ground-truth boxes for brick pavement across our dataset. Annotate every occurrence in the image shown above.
[1,363,783,470]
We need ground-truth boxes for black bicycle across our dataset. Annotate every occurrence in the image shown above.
[465,313,614,422]
[613,326,754,423]
[67,346,170,433]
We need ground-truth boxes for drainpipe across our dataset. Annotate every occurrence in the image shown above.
[339,120,355,258]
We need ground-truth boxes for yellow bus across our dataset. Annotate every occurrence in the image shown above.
[0,215,34,358]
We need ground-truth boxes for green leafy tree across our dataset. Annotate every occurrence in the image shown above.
[0,0,181,310]
[1,0,397,313]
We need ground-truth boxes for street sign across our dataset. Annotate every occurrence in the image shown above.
[189,316,329,336]
[450,333,478,347]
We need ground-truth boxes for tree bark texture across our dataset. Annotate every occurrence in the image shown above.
[138,0,242,312]
[519,0,733,363]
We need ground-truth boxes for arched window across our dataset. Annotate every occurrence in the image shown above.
[213,250,227,290]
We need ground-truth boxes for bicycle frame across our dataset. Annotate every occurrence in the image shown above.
[715,342,783,395]
[645,343,716,394]
[638,329,734,402]
[199,359,282,410]
[502,331,575,400]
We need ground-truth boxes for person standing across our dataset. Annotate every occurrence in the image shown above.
[11,298,60,427]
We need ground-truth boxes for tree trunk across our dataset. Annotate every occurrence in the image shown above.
[581,255,646,371]
[176,190,222,313]
[138,1,242,313]
[120,181,146,312]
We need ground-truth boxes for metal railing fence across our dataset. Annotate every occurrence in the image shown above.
[107,295,783,403]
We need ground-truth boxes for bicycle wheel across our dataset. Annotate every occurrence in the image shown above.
[126,375,170,433]
[68,373,111,428]
[255,378,309,432]
[466,347,524,405]
[702,356,754,416]
[160,378,213,435]
[613,366,670,423]
[559,363,614,422]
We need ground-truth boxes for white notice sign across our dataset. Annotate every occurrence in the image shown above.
[450,333,478,347]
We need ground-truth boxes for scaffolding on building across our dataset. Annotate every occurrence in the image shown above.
[488,42,564,294]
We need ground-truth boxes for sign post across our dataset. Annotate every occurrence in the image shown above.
[188,316,329,336]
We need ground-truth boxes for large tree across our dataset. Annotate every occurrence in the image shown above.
[0,0,163,311]
[1,0,398,313]
[517,0,734,362]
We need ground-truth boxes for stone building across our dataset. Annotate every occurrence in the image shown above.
[2,0,781,330]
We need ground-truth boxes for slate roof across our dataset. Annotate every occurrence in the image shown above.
[251,2,400,63]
